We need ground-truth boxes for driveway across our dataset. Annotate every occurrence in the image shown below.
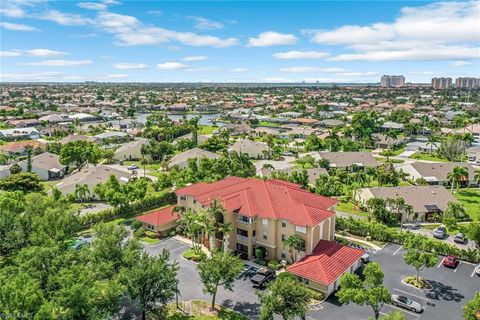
[254,156,295,174]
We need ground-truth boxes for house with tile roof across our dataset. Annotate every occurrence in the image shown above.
[176,176,365,297]
[136,205,179,236]
[175,176,339,261]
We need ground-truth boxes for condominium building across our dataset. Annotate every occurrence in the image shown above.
[381,75,405,87]
[431,77,452,89]
[175,176,338,261]
[455,77,480,88]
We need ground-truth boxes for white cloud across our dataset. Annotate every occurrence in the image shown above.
[24,49,68,57]
[248,31,298,47]
[1,72,65,81]
[231,68,248,73]
[310,0,480,61]
[273,50,330,60]
[102,73,128,79]
[156,62,187,70]
[188,16,224,30]
[113,62,147,69]
[94,12,238,48]
[183,56,208,61]
[40,10,93,25]
[0,0,45,18]
[22,59,92,66]
[451,60,473,67]
[0,22,39,31]
[77,2,108,10]
[0,51,22,58]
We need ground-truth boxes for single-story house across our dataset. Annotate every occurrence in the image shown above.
[94,131,129,142]
[319,152,380,170]
[287,240,364,298]
[373,133,408,149]
[406,141,439,153]
[114,139,148,161]
[52,165,131,196]
[20,152,66,180]
[260,167,328,186]
[58,134,100,145]
[136,205,180,236]
[228,139,270,159]
[168,147,220,169]
[0,140,46,156]
[173,133,210,145]
[467,146,480,164]
[316,119,344,128]
[0,127,40,140]
[355,185,457,222]
[396,162,477,186]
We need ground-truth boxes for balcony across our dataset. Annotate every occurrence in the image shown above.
[236,234,249,244]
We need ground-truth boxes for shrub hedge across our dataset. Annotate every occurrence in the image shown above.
[79,191,176,226]
[336,216,479,263]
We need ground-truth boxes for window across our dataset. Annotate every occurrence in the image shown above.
[193,199,197,204]
[281,234,287,241]
[179,195,186,201]
[253,230,256,237]
[263,231,268,240]
[281,221,287,228]
[295,226,306,234]
[281,252,286,259]
[237,215,253,223]
[236,229,248,237]
[262,219,268,226]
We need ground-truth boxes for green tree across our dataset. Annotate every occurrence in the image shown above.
[197,250,243,309]
[447,166,469,193]
[258,272,310,320]
[337,262,391,320]
[74,184,90,203]
[25,145,34,173]
[466,221,480,248]
[123,250,179,320]
[463,292,480,320]
[282,234,305,262]
[0,173,43,193]
[9,163,22,174]
[59,140,102,170]
[403,238,437,282]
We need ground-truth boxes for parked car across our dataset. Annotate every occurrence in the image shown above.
[443,255,457,268]
[391,294,423,313]
[251,268,276,289]
[432,226,447,239]
[475,264,480,276]
[361,253,370,264]
[453,233,467,244]
[127,164,139,170]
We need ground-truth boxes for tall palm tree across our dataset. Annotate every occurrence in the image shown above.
[217,222,233,251]
[474,171,480,189]
[426,135,438,155]
[74,184,90,203]
[282,234,304,263]
[24,145,33,173]
[385,129,399,150]
[140,156,149,177]
[447,166,469,193]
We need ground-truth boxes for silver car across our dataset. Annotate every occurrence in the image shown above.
[432,226,447,239]
[391,294,423,313]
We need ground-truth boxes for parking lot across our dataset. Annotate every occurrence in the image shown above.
[144,238,478,320]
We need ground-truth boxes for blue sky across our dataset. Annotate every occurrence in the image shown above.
[1,0,479,83]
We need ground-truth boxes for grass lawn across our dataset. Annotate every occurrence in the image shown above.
[335,201,368,217]
[374,157,405,164]
[139,237,161,244]
[290,161,314,169]
[166,301,247,320]
[258,121,280,127]
[408,152,448,162]
[454,188,480,220]
[199,125,219,135]
[40,180,60,190]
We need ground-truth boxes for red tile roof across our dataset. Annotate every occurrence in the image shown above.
[136,205,179,226]
[176,177,337,227]
[287,240,364,285]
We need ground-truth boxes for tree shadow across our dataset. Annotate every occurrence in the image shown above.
[221,299,261,319]
[425,280,465,302]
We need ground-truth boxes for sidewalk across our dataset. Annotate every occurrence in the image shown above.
[335,233,382,251]
[173,235,211,255]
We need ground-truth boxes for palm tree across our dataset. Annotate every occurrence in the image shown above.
[426,135,438,154]
[474,171,480,189]
[74,184,90,203]
[385,129,399,150]
[444,202,466,220]
[282,234,304,263]
[24,145,34,173]
[447,166,469,193]
[140,157,149,177]
[217,222,233,251]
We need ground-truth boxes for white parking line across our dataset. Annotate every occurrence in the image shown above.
[438,257,445,268]
[393,288,430,302]
[393,246,403,256]
[471,267,478,277]
[385,304,420,317]
[380,243,389,250]
[454,261,461,272]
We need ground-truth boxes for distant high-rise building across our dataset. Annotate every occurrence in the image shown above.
[455,77,480,88]
[431,77,452,89]
[381,75,405,87]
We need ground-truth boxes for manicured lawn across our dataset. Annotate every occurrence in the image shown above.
[40,180,60,190]
[374,157,405,164]
[454,188,480,220]
[139,237,161,244]
[166,301,248,320]
[335,201,368,217]
[408,152,448,162]
[258,121,280,127]
[199,125,219,135]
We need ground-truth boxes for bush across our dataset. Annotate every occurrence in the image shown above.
[404,276,432,289]
[267,260,283,270]
[305,287,324,301]
[336,216,480,263]
[144,230,157,238]
[168,230,176,237]
[134,227,145,238]
[182,249,206,262]
[130,220,143,230]
[255,246,267,260]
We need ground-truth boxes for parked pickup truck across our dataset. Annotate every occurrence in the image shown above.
[251,268,276,289]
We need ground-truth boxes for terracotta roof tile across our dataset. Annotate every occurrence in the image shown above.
[136,205,179,226]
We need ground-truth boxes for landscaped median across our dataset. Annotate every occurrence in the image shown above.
[336,216,480,263]
[402,276,432,290]
[166,300,247,320]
